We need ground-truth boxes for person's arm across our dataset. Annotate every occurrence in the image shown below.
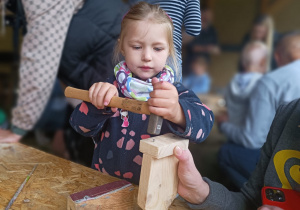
[174,146,252,210]
[7,0,79,141]
[184,0,201,36]
[166,82,214,143]
[69,101,115,138]
[220,80,276,149]
[174,103,288,209]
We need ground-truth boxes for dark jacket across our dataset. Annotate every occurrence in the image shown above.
[70,76,214,184]
[58,0,127,89]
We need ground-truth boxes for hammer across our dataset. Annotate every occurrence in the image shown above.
[64,87,163,135]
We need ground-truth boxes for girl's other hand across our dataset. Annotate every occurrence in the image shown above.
[89,82,119,112]
[148,77,186,127]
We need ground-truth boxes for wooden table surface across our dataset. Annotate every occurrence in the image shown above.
[0,143,191,209]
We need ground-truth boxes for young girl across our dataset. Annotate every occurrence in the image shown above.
[70,2,213,184]
[128,0,202,82]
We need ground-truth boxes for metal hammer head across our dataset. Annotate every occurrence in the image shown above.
[147,114,163,135]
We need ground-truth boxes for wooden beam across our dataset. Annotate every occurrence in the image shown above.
[139,133,189,159]
[138,154,179,210]
[138,134,189,210]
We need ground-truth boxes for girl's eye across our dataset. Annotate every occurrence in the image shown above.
[133,46,141,50]
[154,48,163,52]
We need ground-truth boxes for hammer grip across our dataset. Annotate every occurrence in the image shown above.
[64,86,151,115]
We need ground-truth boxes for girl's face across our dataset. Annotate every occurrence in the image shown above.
[121,20,170,80]
[251,24,268,41]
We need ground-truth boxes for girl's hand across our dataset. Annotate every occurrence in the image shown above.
[148,77,186,128]
[89,82,118,112]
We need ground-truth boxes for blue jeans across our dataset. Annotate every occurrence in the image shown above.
[218,142,261,189]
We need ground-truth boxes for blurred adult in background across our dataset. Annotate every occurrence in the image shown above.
[240,15,281,71]
[0,0,125,144]
[217,31,300,189]
[183,55,211,94]
[184,6,220,76]
[219,41,268,189]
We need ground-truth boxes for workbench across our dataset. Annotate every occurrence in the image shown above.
[0,143,191,209]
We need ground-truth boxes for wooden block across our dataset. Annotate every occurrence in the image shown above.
[139,133,189,159]
[137,154,179,210]
[138,133,189,210]
[67,180,138,210]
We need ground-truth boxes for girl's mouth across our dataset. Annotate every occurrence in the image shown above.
[140,66,152,70]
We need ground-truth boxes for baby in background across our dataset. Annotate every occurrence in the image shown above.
[225,41,268,126]
[70,2,214,184]
[183,55,211,94]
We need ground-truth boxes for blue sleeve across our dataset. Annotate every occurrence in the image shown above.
[166,83,214,143]
[220,80,276,149]
[184,0,201,36]
[70,101,114,138]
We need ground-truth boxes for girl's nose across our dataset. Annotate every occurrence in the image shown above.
[142,49,152,62]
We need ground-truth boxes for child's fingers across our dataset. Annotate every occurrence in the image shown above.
[151,77,160,85]
[95,84,112,109]
[152,80,174,90]
[148,106,169,118]
[149,89,173,99]
[103,87,118,106]
[89,83,97,102]
[89,83,103,108]
[148,97,171,108]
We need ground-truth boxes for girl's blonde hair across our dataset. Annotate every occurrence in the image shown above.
[251,15,274,71]
[114,1,179,76]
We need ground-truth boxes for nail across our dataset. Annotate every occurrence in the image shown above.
[174,146,182,156]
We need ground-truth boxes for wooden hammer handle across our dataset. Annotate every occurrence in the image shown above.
[65,86,150,115]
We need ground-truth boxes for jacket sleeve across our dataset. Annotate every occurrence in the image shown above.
[184,0,201,36]
[185,103,289,210]
[69,102,115,138]
[220,80,276,149]
[166,83,214,143]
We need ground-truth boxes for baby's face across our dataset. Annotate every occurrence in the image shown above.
[121,20,170,80]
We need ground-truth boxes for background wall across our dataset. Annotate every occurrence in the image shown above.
[210,0,300,46]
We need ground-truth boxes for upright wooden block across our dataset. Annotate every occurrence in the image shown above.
[67,180,138,210]
[138,133,189,210]
[139,133,189,159]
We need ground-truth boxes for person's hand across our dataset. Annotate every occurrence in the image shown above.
[257,205,283,210]
[89,82,119,112]
[0,129,22,143]
[148,77,185,127]
[173,146,210,205]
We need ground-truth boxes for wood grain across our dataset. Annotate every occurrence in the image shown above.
[139,134,189,159]
[64,87,151,115]
[0,143,191,209]
[138,154,179,210]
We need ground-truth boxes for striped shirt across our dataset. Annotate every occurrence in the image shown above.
[131,0,201,61]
